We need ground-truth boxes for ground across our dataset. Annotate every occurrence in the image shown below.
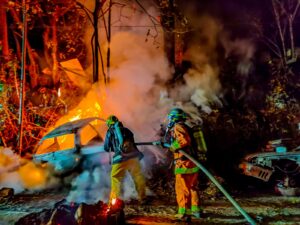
[0,188,299,225]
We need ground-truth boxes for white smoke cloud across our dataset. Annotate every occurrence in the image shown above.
[221,37,255,76]
[0,148,59,193]
[168,15,256,115]
[51,2,259,204]
[66,0,171,204]
[66,2,246,204]
[66,166,111,204]
[64,1,256,204]
[169,16,222,115]
[100,31,172,139]
[0,148,28,193]
[0,1,257,200]
[220,35,256,100]
[0,171,24,194]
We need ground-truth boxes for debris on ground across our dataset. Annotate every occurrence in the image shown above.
[0,188,14,203]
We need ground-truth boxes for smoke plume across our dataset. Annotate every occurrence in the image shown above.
[65,1,171,203]
[0,148,59,193]
[63,1,256,203]
[169,16,223,114]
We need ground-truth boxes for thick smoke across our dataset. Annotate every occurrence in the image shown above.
[169,16,222,115]
[65,1,256,203]
[0,148,59,193]
[0,1,256,198]
[220,36,256,99]
[169,13,256,115]
[223,38,255,76]
[67,165,111,204]
[66,1,171,203]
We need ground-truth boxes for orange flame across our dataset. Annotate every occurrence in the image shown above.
[41,88,108,151]
[49,88,105,130]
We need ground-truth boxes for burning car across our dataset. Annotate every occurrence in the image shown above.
[239,139,300,195]
[33,117,110,175]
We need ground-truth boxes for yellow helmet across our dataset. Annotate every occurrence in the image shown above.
[106,115,119,127]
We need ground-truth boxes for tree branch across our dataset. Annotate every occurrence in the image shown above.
[272,0,287,64]
[292,0,300,19]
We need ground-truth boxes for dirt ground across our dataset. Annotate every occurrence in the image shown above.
[0,188,299,225]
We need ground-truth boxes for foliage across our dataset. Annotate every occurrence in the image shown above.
[0,53,64,153]
[0,0,89,154]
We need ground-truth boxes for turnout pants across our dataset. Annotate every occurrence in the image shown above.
[110,157,146,203]
[175,172,200,215]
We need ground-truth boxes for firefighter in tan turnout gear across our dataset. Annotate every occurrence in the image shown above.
[163,108,201,221]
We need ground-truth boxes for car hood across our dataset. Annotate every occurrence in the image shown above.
[41,117,104,140]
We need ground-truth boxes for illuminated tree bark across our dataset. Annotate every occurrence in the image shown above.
[9,7,38,88]
[271,0,300,66]
[158,0,175,68]
[0,0,9,57]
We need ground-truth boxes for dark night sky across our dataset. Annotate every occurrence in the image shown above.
[176,0,273,36]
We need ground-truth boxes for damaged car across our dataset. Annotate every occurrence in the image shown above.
[239,139,300,195]
[32,117,111,176]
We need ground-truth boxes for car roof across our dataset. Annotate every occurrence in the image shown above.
[41,117,104,140]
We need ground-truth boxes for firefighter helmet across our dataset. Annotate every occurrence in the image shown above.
[106,115,119,127]
[167,108,187,123]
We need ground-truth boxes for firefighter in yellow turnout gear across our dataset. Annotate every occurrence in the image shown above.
[104,115,146,204]
[165,108,201,220]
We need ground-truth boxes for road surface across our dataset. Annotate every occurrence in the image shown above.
[0,189,299,225]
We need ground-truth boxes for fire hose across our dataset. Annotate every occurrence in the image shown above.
[136,142,257,225]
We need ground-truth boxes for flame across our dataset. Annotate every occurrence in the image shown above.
[58,88,61,97]
[106,198,117,213]
[111,198,117,205]
[48,88,105,130]
[70,114,81,122]
[95,102,101,111]
[41,87,107,151]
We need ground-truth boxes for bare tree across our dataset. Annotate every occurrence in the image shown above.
[269,0,300,66]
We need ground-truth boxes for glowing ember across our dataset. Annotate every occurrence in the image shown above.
[111,198,117,205]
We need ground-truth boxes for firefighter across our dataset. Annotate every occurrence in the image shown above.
[104,115,146,205]
[163,108,201,220]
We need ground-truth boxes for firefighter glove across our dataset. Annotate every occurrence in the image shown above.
[169,140,180,152]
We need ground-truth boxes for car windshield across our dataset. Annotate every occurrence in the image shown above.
[35,133,75,154]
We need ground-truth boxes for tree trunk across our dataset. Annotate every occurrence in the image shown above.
[160,0,175,70]
[9,7,39,88]
[0,0,9,57]
[288,0,300,63]
[288,15,295,63]
[106,0,111,84]
[93,0,101,83]
[51,16,59,85]
[272,0,287,66]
